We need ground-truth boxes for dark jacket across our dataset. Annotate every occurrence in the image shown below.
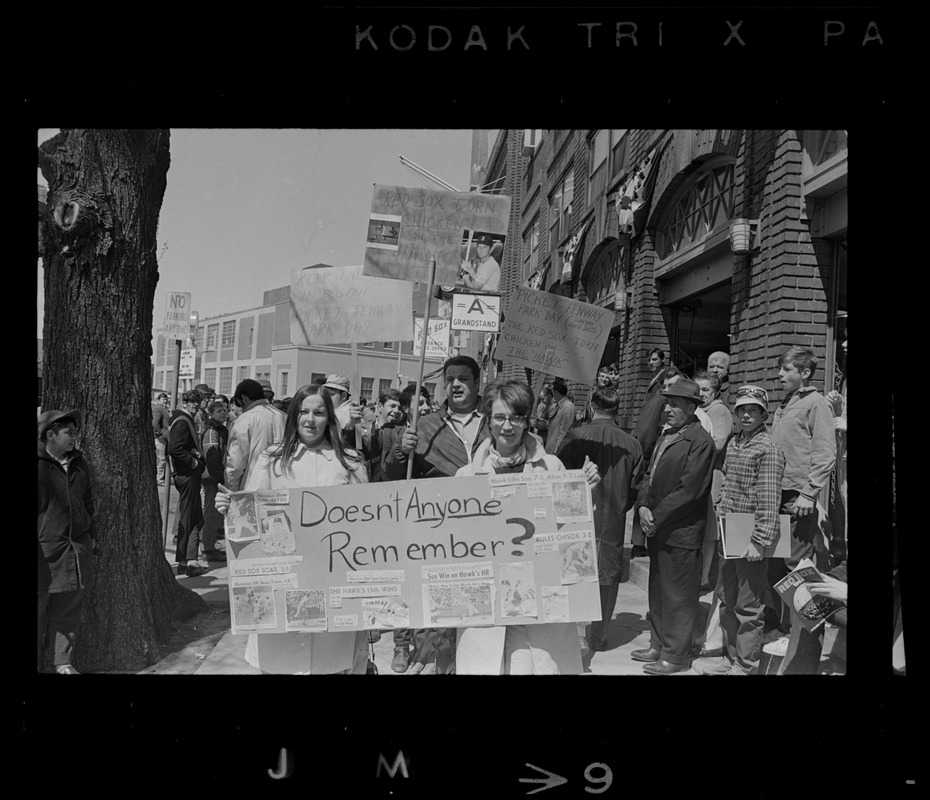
[637,419,715,550]
[383,402,491,480]
[168,409,205,477]
[201,418,229,484]
[558,419,645,583]
[37,442,96,593]
[151,402,171,442]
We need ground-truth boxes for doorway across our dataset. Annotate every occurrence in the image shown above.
[668,281,731,376]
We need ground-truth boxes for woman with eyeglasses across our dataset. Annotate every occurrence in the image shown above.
[453,379,600,674]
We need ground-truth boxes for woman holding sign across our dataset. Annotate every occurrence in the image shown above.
[216,384,369,674]
[454,379,600,675]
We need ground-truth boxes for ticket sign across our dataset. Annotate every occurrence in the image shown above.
[363,184,511,285]
[451,292,501,332]
[224,472,600,635]
[498,286,614,383]
[163,292,191,340]
[179,348,196,378]
[414,317,452,360]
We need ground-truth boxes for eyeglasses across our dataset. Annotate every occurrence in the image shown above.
[737,387,767,399]
[490,414,527,427]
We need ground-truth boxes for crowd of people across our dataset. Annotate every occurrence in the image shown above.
[38,333,854,676]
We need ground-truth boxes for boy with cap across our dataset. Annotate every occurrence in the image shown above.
[320,374,364,447]
[710,385,786,675]
[38,409,96,673]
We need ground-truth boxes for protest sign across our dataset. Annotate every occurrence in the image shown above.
[224,471,601,635]
[451,292,501,332]
[363,184,511,285]
[497,286,614,383]
[413,317,452,359]
[289,265,413,346]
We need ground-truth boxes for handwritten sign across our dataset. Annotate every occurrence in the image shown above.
[363,184,511,285]
[224,473,600,634]
[498,286,614,383]
[289,265,413,346]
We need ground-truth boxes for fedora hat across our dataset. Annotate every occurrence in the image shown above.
[660,379,702,404]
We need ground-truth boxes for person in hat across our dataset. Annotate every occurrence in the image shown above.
[320,375,364,446]
[702,385,786,675]
[38,409,96,673]
[151,392,171,486]
[460,233,500,292]
[193,384,215,438]
[633,378,715,674]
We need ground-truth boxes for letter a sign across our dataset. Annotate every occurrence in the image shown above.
[163,292,192,340]
[450,292,501,332]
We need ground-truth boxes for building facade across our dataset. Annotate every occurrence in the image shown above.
[499,129,847,430]
[153,275,446,403]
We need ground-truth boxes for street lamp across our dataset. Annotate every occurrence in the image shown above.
[729,218,760,255]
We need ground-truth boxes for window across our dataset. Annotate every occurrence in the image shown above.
[206,324,219,351]
[379,378,393,397]
[583,240,628,308]
[204,368,217,390]
[256,371,270,383]
[218,367,232,397]
[196,327,205,350]
[610,129,629,181]
[363,342,375,348]
[523,216,540,282]
[311,372,326,386]
[382,342,395,351]
[280,371,288,396]
[238,365,249,383]
[587,130,609,205]
[656,159,736,261]
[157,336,166,360]
[549,170,574,253]
[360,377,374,400]
[221,320,236,348]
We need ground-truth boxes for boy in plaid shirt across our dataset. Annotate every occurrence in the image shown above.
[712,385,785,674]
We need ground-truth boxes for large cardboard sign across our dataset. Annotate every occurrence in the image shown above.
[363,185,511,285]
[451,292,501,332]
[498,286,615,383]
[290,265,413,346]
[224,472,601,635]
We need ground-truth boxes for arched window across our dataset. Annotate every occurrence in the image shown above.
[582,240,628,309]
[655,158,736,261]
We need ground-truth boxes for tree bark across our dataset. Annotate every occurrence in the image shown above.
[39,129,205,672]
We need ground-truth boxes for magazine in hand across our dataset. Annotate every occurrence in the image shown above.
[773,558,845,631]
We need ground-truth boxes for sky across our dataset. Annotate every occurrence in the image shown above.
[37,128,474,343]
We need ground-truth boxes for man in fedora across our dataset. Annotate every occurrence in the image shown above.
[633,378,716,674]
[460,233,501,293]
[38,409,96,673]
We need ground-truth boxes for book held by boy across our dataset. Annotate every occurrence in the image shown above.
[719,513,791,559]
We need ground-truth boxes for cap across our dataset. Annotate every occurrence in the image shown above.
[38,409,81,440]
[659,379,703,404]
[323,374,351,394]
[257,380,273,395]
[194,383,213,394]
[734,385,769,411]
[475,233,493,247]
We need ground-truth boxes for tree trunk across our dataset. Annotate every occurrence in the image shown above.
[38,129,205,672]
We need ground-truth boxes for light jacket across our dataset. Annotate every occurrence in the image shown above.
[37,442,96,593]
[224,399,286,491]
[771,385,836,501]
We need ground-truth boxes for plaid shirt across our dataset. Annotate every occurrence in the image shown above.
[717,426,786,548]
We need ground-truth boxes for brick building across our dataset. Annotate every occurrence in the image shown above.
[494,129,846,430]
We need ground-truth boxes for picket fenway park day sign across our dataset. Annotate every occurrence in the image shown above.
[224,472,601,635]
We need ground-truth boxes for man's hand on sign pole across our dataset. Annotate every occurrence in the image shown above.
[400,431,418,455]
[215,484,231,515]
